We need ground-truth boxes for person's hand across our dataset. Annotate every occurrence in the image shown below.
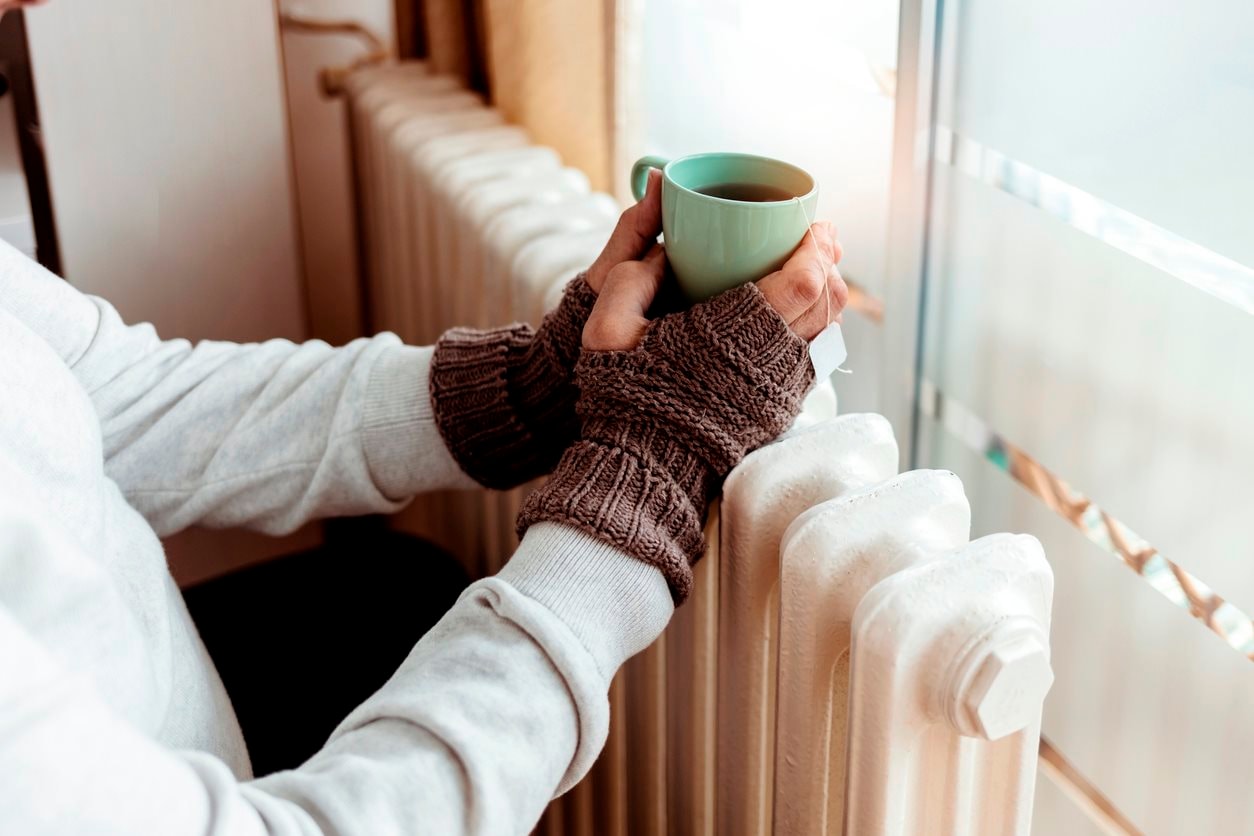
[583,220,846,352]
[426,170,663,491]
[584,169,663,294]
[523,226,831,602]
[757,220,846,341]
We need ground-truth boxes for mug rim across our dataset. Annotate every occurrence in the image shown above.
[662,152,818,208]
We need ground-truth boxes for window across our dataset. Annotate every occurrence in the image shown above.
[631,0,1254,831]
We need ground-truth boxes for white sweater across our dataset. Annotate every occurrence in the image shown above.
[0,241,674,835]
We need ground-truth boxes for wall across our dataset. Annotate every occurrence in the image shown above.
[0,88,33,258]
[25,0,306,344]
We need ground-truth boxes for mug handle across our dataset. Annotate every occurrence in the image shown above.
[631,155,670,201]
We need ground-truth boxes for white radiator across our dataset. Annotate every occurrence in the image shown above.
[348,62,1055,836]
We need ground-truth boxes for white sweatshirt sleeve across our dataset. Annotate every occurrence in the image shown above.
[0,243,477,537]
[0,518,674,836]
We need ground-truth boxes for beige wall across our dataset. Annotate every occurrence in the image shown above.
[25,0,306,344]
[25,1,318,583]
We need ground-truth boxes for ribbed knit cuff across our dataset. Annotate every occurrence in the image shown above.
[497,522,674,679]
[534,274,596,370]
[430,275,596,490]
[362,345,479,498]
[517,441,706,602]
[518,282,815,604]
[430,323,534,490]
[688,282,817,406]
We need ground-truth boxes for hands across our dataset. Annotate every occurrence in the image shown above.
[758,220,847,342]
[430,166,843,496]
[518,183,846,600]
[521,232,833,602]
[583,218,847,352]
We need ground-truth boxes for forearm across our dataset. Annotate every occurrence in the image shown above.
[519,282,814,603]
[111,274,598,531]
[264,523,671,832]
[1,254,478,534]
[107,337,477,537]
[429,276,596,490]
[0,523,671,836]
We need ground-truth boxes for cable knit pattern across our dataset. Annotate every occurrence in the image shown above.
[429,274,598,490]
[518,282,815,602]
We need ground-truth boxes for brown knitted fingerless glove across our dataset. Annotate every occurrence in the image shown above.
[517,282,815,602]
[429,274,597,490]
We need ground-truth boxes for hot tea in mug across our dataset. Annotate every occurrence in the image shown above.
[630,152,819,301]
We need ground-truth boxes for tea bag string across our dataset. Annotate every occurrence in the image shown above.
[794,196,851,375]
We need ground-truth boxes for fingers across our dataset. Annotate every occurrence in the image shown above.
[583,245,667,351]
[756,222,840,328]
[586,169,664,292]
[811,220,845,273]
[788,262,849,341]
[632,169,664,244]
[587,214,843,348]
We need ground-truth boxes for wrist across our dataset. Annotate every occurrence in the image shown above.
[429,274,598,490]
[517,440,707,602]
[498,522,674,679]
[517,282,814,604]
[363,344,478,497]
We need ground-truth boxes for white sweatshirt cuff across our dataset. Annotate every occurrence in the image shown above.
[497,522,675,680]
[361,344,479,498]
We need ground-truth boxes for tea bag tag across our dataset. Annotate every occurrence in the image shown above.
[793,196,852,379]
[809,321,848,380]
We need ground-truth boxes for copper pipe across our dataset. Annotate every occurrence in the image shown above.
[1039,737,1144,835]
[278,13,393,97]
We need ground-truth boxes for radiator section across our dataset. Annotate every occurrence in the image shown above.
[348,62,1054,835]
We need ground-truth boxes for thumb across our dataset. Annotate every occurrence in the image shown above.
[587,170,663,290]
[583,245,667,351]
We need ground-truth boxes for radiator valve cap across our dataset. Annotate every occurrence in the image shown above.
[953,633,1054,741]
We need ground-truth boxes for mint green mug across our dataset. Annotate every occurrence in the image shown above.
[631,152,819,302]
